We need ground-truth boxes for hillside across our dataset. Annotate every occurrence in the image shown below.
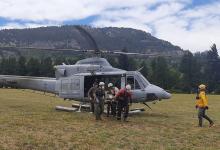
[0,25,184,58]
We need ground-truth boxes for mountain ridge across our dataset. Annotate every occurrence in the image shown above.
[0,25,184,58]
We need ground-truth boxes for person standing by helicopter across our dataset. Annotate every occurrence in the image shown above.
[106,83,119,117]
[116,84,132,121]
[94,82,105,120]
[88,82,98,113]
[195,84,214,127]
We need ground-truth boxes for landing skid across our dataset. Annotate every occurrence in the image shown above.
[55,103,146,115]
[55,106,77,112]
[129,108,145,114]
[72,103,90,112]
[143,102,152,110]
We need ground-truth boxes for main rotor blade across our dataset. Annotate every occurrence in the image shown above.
[0,46,96,53]
[0,46,171,57]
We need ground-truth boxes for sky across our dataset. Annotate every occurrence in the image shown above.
[0,0,220,53]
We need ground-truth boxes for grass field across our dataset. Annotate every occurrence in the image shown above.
[0,89,220,150]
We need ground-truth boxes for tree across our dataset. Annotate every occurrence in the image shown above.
[151,57,170,89]
[17,56,27,75]
[179,51,201,93]
[140,60,149,79]
[205,44,220,93]
[40,57,54,77]
[26,58,40,76]
[3,57,18,75]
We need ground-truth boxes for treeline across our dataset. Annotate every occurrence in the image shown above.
[112,44,220,94]
[0,56,80,77]
[0,44,220,94]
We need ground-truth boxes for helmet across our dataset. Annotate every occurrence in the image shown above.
[108,83,113,88]
[199,84,206,90]
[125,84,131,91]
[99,82,105,86]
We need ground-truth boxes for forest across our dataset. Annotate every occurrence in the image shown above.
[0,44,219,94]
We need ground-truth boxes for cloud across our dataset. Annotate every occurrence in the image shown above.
[0,0,219,53]
[0,22,60,30]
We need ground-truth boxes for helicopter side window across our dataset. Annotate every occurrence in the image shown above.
[126,76,134,90]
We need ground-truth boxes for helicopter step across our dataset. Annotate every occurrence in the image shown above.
[129,108,145,114]
[55,106,78,112]
[72,103,90,110]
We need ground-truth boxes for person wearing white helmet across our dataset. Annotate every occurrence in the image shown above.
[196,84,214,127]
[115,84,132,121]
[106,83,119,117]
[94,82,105,120]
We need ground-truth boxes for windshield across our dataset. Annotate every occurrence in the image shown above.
[136,72,150,88]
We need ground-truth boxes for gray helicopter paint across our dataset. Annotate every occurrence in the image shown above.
[0,75,56,93]
[54,57,124,79]
[0,57,171,103]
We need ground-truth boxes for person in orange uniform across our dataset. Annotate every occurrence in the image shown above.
[196,84,214,127]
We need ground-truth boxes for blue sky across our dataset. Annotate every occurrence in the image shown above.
[0,0,220,52]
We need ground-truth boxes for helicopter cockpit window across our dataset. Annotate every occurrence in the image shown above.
[135,79,141,89]
[126,76,134,90]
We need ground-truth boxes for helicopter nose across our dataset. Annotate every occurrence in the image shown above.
[146,84,171,100]
[163,91,171,99]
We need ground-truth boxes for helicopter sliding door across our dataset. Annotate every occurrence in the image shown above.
[57,75,84,100]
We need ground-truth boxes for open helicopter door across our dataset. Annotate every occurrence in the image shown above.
[126,71,146,103]
[56,76,84,100]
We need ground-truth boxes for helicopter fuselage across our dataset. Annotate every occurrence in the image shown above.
[0,57,171,103]
[0,71,171,103]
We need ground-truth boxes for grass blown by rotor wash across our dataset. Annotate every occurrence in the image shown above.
[0,89,219,150]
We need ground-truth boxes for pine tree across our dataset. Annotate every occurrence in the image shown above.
[205,44,220,93]
[151,57,170,89]
[3,57,18,75]
[179,51,200,93]
[40,57,54,77]
[26,58,40,76]
[140,60,149,78]
[17,56,27,75]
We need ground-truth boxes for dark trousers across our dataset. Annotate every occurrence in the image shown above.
[94,101,104,120]
[106,101,111,117]
[198,107,213,127]
[106,101,117,117]
[111,101,117,117]
[117,100,129,120]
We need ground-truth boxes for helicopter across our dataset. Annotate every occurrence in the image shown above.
[0,25,171,112]
[0,52,171,110]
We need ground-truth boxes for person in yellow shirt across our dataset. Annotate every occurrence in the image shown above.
[196,84,214,127]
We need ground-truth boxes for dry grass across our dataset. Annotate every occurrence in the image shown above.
[0,89,220,150]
